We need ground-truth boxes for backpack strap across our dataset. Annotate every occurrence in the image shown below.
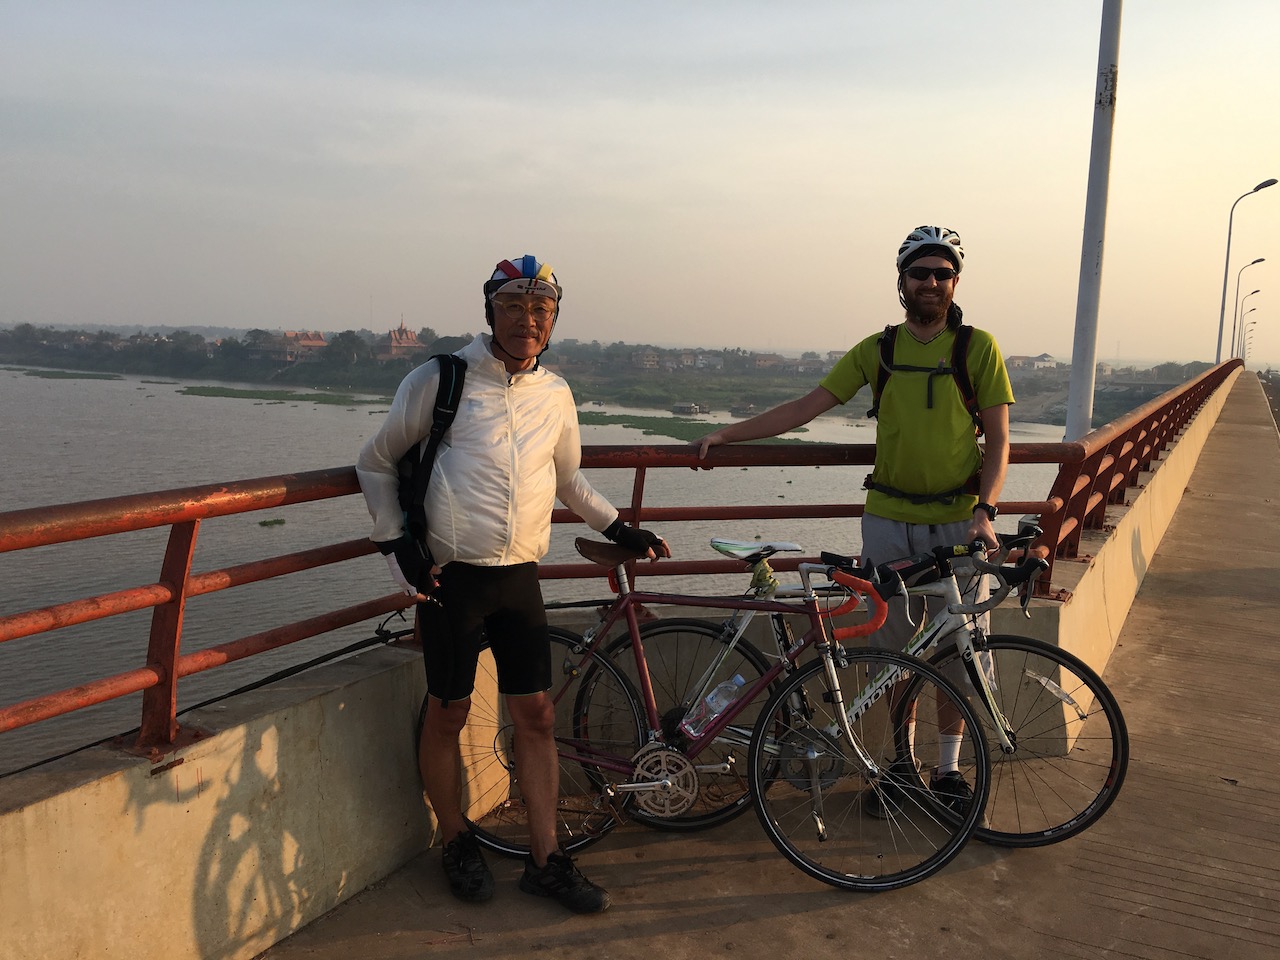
[866,324,898,419]
[867,323,983,437]
[399,353,467,545]
[949,324,983,436]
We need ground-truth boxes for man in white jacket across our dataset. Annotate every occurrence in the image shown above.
[356,254,667,914]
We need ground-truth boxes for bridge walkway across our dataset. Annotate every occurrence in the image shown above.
[259,374,1280,960]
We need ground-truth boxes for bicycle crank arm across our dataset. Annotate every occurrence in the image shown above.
[611,778,675,794]
[694,755,736,776]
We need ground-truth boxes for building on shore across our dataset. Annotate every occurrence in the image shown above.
[374,320,423,363]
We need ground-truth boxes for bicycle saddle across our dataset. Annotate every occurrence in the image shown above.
[575,537,647,566]
[709,538,803,564]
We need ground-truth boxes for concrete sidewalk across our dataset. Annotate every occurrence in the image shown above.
[258,375,1280,960]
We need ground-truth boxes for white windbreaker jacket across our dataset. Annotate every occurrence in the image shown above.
[355,334,618,567]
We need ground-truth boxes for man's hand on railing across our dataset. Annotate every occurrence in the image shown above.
[690,430,727,464]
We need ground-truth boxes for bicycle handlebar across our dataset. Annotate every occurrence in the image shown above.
[821,524,1048,620]
[949,527,1049,616]
[824,569,889,641]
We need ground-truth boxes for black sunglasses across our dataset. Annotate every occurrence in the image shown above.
[903,265,957,282]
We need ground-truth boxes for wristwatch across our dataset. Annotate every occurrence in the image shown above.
[973,502,999,521]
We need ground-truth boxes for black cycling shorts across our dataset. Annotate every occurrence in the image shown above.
[416,561,551,703]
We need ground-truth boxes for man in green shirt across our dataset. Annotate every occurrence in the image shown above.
[694,225,1014,815]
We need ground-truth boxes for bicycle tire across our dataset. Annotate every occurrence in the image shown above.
[416,626,646,858]
[601,617,773,830]
[748,649,989,892]
[912,633,1129,847]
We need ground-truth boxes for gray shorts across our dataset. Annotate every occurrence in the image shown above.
[859,514,990,668]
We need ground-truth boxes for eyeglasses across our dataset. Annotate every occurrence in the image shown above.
[903,265,957,282]
[492,298,557,323]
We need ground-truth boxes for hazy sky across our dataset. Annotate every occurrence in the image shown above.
[3,2,1278,367]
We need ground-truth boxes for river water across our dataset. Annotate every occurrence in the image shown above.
[0,366,1062,774]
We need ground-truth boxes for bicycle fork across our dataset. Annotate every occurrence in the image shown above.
[954,630,1018,754]
[798,650,883,842]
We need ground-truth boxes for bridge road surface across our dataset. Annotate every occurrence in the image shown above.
[259,373,1280,960]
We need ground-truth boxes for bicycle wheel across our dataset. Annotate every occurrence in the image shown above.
[919,633,1129,847]
[748,649,989,892]
[602,617,773,830]
[417,626,646,858]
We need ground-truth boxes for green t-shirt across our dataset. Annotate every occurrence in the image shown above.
[820,324,1014,524]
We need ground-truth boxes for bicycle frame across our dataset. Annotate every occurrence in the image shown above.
[893,575,1017,753]
[705,535,1046,763]
[550,553,886,795]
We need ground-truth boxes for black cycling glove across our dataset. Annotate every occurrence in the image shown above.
[375,535,434,595]
[602,518,664,556]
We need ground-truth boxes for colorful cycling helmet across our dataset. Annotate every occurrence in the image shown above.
[895,226,965,274]
[482,255,562,302]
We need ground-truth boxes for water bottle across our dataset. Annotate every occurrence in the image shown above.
[680,674,747,738]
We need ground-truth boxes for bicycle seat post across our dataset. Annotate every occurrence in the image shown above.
[613,561,632,597]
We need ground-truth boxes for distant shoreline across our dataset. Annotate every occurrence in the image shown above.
[2,362,1094,430]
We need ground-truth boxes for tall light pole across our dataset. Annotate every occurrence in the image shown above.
[1236,289,1261,357]
[1064,0,1123,441]
[1216,178,1277,363]
[1229,257,1265,360]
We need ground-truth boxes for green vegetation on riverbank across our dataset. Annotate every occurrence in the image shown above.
[3,322,1219,429]
[577,411,816,443]
[7,367,123,380]
[178,385,389,405]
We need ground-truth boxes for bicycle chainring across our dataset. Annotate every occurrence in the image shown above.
[629,744,700,818]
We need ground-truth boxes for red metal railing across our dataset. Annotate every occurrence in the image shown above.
[0,360,1240,754]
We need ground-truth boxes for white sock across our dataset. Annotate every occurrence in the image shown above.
[937,734,963,775]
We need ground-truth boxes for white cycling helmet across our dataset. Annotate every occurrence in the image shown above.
[896,226,964,273]
[483,254,562,301]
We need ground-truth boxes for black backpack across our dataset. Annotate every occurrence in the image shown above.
[866,323,983,436]
[396,354,467,547]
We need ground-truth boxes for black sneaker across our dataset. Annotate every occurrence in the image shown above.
[930,770,974,816]
[863,757,919,820]
[519,851,611,914]
[441,830,495,903]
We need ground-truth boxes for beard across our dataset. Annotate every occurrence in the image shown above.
[903,285,953,325]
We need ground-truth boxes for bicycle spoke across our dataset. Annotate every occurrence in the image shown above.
[932,634,1128,847]
[439,627,645,858]
[603,618,772,830]
[750,650,987,891]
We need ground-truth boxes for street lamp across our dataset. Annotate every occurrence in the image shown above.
[1239,312,1259,360]
[1216,178,1277,363]
[1230,257,1265,359]
[1236,290,1261,357]
[1243,320,1258,363]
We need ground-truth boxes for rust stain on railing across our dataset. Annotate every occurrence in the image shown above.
[0,360,1241,754]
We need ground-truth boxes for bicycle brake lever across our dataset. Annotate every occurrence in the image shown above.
[881,574,914,629]
[1018,562,1048,618]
